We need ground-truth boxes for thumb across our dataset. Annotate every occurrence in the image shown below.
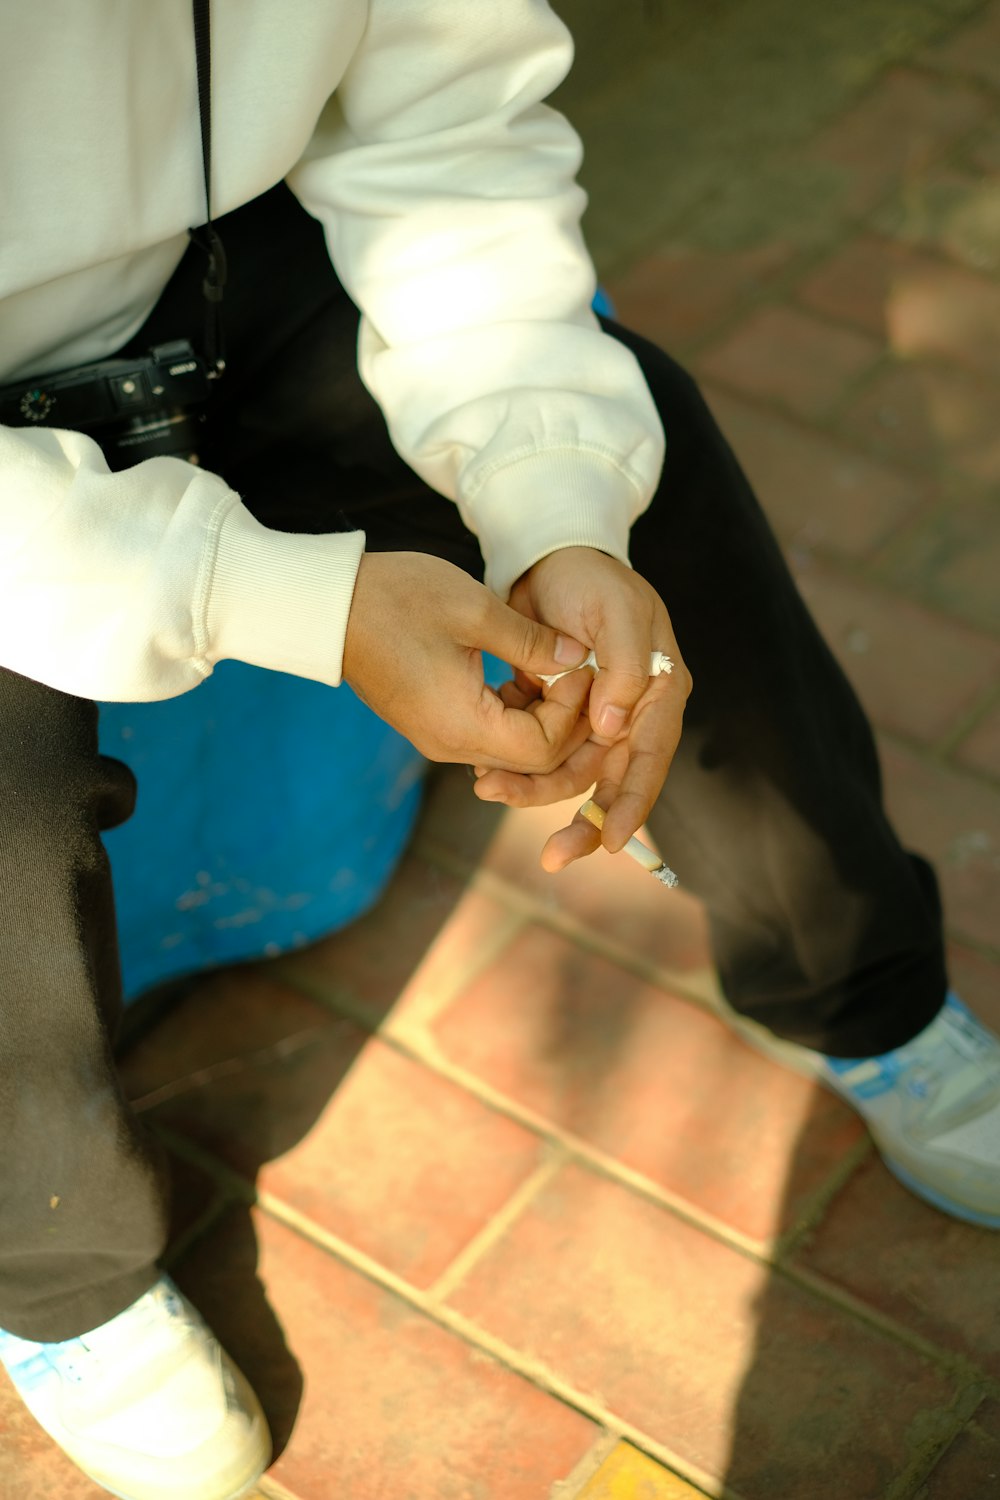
[476,594,587,679]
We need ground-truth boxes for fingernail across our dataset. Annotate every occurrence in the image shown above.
[597,704,627,736]
[555,634,587,665]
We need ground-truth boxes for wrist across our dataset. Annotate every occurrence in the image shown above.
[208,504,365,687]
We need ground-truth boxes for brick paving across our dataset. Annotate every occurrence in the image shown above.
[2,2,999,1498]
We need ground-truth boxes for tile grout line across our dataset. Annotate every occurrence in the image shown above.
[183,1166,992,1500]
[256,1474,305,1500]
[552,1429,721,1500]
[475,1065,987,1379]
[229,962,826,1265]
[789,508,1000,638]
[697,345,999,495]
[418,828,1000,990]
[778,1259,999,1392]
[224,923,1000,1382]
[412,835,728,1006]
[245,1189,749,1500]
[701,360,1000,537]
[425,1145,570,1306]
[392,904,529,1035]
[260,964,1000,1382]
[771,1134,875,1259]
[623,43,1000,397]
[157,998,1000,1400]
[246,1011,996,1390]
[276,827,735,1072]
[161,960,799,1278]
[302,1019,775,1259]
[127,1027,335,1115]
[271,901,528,1036]
[883,1382,993,1500]
[548,1431,622,1500]
[944,930,1000,969]
[677,79,1000,372]
[594,38,994,289]
[148,1122,256,1205]
[934,679,1000,766]
[862,466,998,587]
[879,726,1000,854]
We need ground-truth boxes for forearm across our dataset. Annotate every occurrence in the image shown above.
[286,0,665,596]
[0,424,364,701]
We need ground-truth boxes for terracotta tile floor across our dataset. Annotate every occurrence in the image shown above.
[3,1,1000,1496]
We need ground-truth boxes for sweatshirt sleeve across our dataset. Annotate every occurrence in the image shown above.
[0,423,364,702]
[285,0,665,599]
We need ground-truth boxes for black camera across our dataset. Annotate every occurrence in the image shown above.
[0,339,213,471]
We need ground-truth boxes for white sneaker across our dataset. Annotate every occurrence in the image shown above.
[821,993,1000,1229]
[0,1276,271,1500]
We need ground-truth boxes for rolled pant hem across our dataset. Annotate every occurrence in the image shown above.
[815,990,947,1060]
[736,986,948,1060]
[1,1264,162,1346]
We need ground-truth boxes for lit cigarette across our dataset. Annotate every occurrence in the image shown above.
[579,798,679,889]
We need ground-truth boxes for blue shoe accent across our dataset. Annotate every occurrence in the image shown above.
[0,1330,68,1391]
[822,1049,909,1101]
[817,990,1000,1230]
[822,991,972,1102]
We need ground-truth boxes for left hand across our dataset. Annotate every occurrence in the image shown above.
[473,547,692,870]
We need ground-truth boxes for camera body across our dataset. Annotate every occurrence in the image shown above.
[0,339,213,471]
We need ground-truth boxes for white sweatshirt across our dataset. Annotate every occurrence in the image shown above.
[0,0,664,703]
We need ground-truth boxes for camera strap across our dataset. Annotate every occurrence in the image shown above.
[188,0,227,376]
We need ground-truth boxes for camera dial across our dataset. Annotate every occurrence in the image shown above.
[19,388,56,422]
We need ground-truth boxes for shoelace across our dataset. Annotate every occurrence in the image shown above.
[940,1003,995,1064]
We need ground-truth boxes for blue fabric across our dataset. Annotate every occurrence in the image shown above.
[591,286,616,319]
[99,663,427,1003]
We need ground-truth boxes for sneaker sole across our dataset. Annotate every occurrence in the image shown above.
[81,1414,270,1500]
[878,1153,1000,1231]
[95,1469,266,1500]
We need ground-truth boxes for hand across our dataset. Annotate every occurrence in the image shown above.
[473,547,692,869]
[342,551,595,771]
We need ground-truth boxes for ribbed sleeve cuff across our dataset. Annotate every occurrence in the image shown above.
[468,450,638,599]
[205,502,365,686]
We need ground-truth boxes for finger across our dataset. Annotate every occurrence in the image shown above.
[585,605,656,741]
[476,594,587,682]
[498,678,535,710]
[540,817,603,872]
[600,685,685,850]
[538,740,630,869]
[474,735,608,807]
[512,667,545,698]
[471,658,595,770]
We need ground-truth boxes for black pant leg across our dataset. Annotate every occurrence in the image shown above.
[0,669,169,1341]
[605,321,947,1056]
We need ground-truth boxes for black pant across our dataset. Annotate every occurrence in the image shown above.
[0,186,947,1342]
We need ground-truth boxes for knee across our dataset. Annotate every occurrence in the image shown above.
[0,669,135,836]
[601,316,713,436]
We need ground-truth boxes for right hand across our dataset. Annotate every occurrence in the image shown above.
[342,551,594,771]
